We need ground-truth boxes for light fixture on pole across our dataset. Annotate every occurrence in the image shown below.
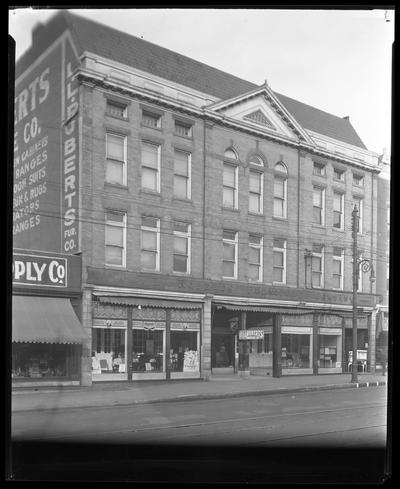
[351,205,375,383]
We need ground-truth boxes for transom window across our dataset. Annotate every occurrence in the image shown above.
[248,234,263,282]
[105,211,126,267]
[106,133,127,186]
[224,148,238,160]
[141,141,160,192]
[141,216,160,271]
[249,155,264,166]
[223,230,238,279]
[273,238,287,284]
[173,221,191,274]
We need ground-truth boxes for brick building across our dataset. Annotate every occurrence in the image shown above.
[13,11,382,386]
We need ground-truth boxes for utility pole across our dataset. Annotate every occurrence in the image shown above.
[352,205,359,383]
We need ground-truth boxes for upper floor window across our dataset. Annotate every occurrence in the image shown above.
[106,133,127,186]
[173,150,191,199]
[273,162,288,219]
[142,110,161,129]
[105,211,126,267]
[249,170,263,214]
[313,186,325,225]
[174,120,192,137]
[273,238,287,284]
[106,99,127,119]
[353,196,363,234]
[333,167,345,181]
[311,244,324,288]
[141,141,160,192]
[223,163,238,209]
[313,162,326,176]
[248,234,263,282]
[353,173,364,187]
[173,221,191,274]
[333,191,344,230]
[223,230,238,279]
[357,252,363,292]
[141,216,160,271]
[332,247,344,290]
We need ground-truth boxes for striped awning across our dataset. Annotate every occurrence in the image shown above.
[12,295,87,344]
[213,303,313,315]
[96,296,201,309]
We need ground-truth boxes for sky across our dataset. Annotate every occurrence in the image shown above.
[9,7,394,156]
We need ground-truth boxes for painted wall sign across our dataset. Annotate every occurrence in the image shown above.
[239,330,264,340]
[13,33,80,253]
[12,253,67,287]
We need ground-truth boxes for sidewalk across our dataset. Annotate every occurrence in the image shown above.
[11,372,388,413]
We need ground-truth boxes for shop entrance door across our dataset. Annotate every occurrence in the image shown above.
[211,333,235,373]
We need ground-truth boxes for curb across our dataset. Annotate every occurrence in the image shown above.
[12,380,387,414]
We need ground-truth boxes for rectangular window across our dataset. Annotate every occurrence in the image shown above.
[357,253,363,292]
[333,168,345,181]
[353,173,364,187]
[249,234,263,282]
[173,150,191,199]
[311,244,324,288]
[173,221,191,274]
[273,238,287,284]
[313,162,326,176]
[174,120,192,137]
[142,111,161,128]
[223,163,238,209]
[354,197,363,234]
[273,176,287,218]
[105,211,126,267]
[313,186,325,225]
[332,247,344,290]
[106,133,127,185]
[249,171,263,214]
[141,216,160,271]
[223,230,238,279]
[106,100,127,119]
[141,141,160,192]
[333,192,344,229]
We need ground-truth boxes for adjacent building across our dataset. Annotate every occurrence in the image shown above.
[12,11,383,386]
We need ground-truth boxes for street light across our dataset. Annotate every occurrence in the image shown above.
[351,205,376,383]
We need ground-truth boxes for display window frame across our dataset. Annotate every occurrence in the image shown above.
[281,326,313,375]
[131,322,166,380]
[170,324,201,379]
[318,327,343,373]
[91,322,128,381]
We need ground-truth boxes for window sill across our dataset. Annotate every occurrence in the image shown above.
[312,223,326,229]
[140,123,163,132]
[222,276,238,281]
[248,211,264,217]
[173,271,191,276]
[104,182,128,190]
[173,132,193,141]
[105,264,127,270]
[222,206,239,213]
[172,197,193,204]
[105,114,129,122]
[332,227,345,233]
[272,216,288,222]
[140,188,161,197]
[272,282,287,286]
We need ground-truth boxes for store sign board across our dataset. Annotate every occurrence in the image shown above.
[132,321,166,330]
[93,319,127,328]
[12,252,67,287]
[281,326,313,335]
[239,330,264,340]
[170,322,200,331]
[319,327,342,335]
[13,33,80,253]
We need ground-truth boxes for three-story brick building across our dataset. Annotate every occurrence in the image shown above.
[13,11,382,385]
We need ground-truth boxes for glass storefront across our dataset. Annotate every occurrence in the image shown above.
[281,326,313,373]
[12,343,80,381]
[170,329,200,378]
[249,329,273,375]
[132,328,165,374]
[92,327,128,380]
[318,328,342,372]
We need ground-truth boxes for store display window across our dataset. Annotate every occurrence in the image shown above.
[12,343,80,380]
[132,328,164,372]
[170,330,199,372]
[281,333,311,369]
[319,330,342,370]
[91,328,127,375]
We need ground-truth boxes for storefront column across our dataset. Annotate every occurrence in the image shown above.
[201,297,212,380]
[238,311,249,377]
[81,288,93,386]
[127,306,133,381]
[368,312,376,373]
[313,314,319,375]
[341,317,346,373]
[165,309,171,380]
[273,314,282,378]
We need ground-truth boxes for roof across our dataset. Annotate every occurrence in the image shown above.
[15,11,367,149]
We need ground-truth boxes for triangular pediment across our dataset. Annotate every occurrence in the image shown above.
[206,83,314,144]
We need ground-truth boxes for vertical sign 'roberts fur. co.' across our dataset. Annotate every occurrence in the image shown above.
[13,33,80,254]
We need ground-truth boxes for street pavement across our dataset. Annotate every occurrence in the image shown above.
[11,371,388,413]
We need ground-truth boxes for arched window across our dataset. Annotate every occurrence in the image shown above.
[273,162,288,218]
[249,155,264,167]
[224,148,238,160]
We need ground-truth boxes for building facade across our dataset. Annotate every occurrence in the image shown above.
[13,11,382,385]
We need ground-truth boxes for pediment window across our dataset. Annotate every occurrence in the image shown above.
[244,110,276,129]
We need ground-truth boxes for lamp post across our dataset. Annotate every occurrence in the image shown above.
[351,205,375,383]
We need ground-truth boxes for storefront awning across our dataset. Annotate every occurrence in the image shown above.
[213,303,313,315]
[96,296,201,309]
[12,296,88,344]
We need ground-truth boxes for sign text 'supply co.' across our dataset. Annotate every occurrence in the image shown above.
[12,253,67,287]
[13,35,80,253]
